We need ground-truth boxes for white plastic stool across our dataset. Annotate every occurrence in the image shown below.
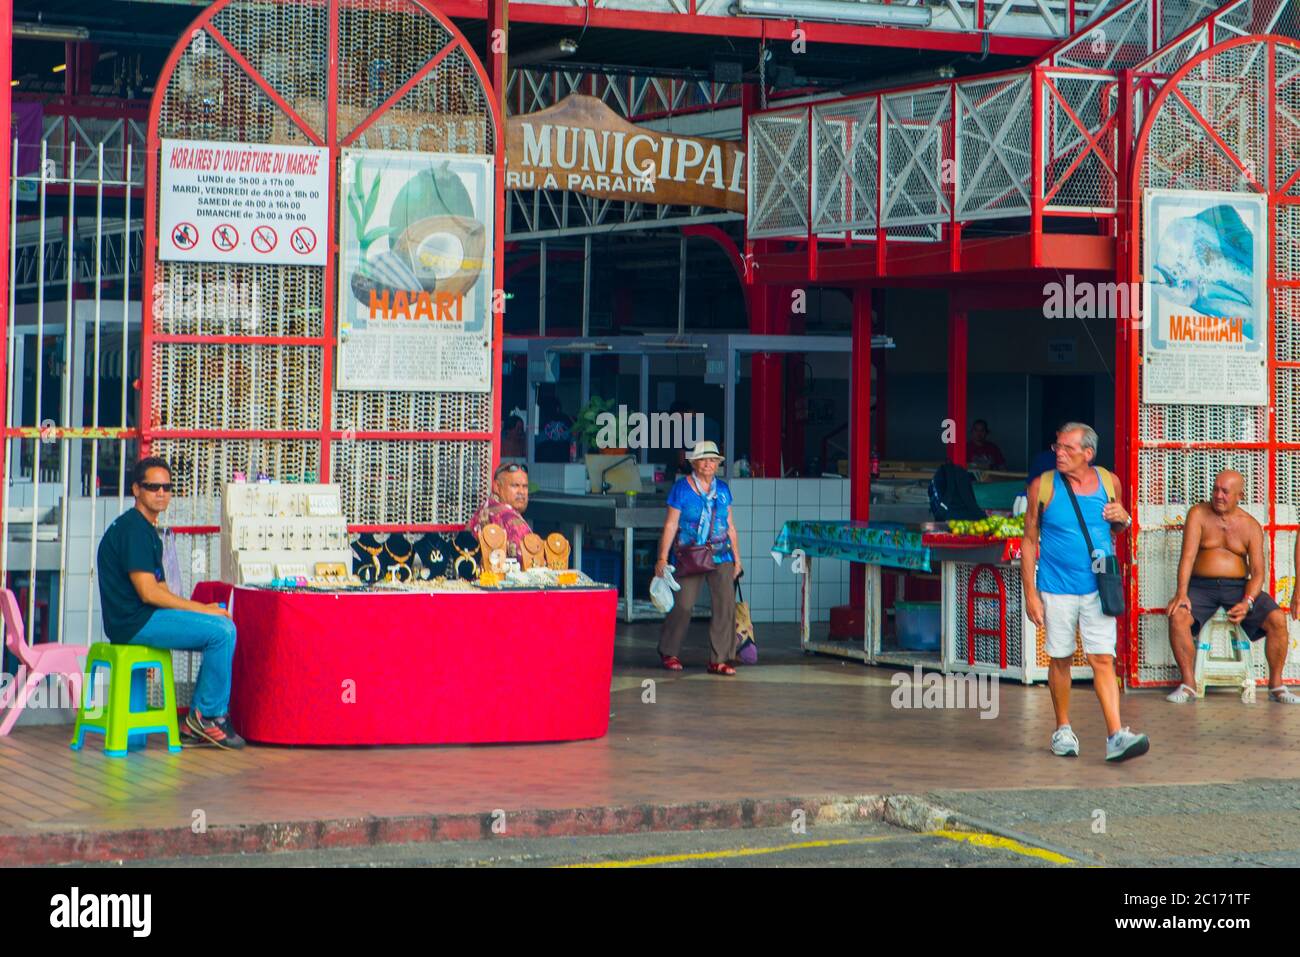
[1194,609,1256,703]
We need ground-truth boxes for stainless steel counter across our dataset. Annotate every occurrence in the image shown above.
[525,492,672,622]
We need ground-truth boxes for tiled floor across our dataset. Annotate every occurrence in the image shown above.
[2,623,1297,840]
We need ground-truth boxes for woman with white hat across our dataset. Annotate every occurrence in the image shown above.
[653,441,743,675]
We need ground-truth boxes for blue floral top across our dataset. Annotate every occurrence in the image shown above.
[667,475,734,565]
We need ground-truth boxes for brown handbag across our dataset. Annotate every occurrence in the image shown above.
[674,543,718,577]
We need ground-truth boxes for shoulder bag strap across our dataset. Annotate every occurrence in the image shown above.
[1060,473,1099,567]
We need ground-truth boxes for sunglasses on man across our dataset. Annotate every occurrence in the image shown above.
[138,481,174,493]
[494,462,528,479]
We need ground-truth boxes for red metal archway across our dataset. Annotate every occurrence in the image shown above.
[143,0,505,541]
[1127,33,1300,686]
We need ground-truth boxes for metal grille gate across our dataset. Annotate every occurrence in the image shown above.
[1,0,503,711]
[1130,34,1300,686]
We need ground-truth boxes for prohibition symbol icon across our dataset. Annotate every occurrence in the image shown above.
[251,224,278,254]
[212,223,239,252]
[290,226,317,255]
[171,222,198,251]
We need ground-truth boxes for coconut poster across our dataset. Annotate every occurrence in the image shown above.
[1142,189,1267,406]
[336,149,494,393]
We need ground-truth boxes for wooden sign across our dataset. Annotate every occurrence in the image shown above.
[505,94,746,212]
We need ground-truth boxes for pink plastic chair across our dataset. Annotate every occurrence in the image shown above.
[0,588,86,735]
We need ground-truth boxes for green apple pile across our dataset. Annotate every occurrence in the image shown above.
[947,514,1025,539]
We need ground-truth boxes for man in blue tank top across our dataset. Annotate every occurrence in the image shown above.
[1021,423,1150,762]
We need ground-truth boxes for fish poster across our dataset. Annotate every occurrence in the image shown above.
[1142,189,1267,406]
[336,149,494,393]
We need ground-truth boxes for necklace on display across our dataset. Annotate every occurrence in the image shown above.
[354,538,383,583]
[453,538,480,580]
[384,537,414,583]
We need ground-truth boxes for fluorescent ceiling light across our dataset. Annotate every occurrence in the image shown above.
[735,0,933,27]
[52,64,67,74]
[15,22,91,42]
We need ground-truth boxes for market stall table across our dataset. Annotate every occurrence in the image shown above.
[770,521,1088,683]
[193,582,618,745]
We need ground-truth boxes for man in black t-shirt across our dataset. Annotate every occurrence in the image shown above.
[96,457,244,749]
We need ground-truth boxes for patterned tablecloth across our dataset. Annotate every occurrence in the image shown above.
[771,521,931,571]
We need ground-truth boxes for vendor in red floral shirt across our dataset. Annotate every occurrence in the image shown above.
[468,462,535,559]
[968,419,1007,470]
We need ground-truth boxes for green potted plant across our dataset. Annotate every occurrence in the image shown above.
[571,396,622,454]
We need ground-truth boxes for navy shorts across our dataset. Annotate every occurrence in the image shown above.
[1187,576,1280,640]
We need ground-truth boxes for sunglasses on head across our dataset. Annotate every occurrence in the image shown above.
[494,462,528,478]
[138,481,173,493]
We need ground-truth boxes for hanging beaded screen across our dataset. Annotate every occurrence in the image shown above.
[143,0,503,547]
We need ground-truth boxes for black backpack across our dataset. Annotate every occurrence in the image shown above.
[928,463,986,522]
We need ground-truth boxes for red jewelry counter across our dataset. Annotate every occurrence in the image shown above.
[194,583,618,745]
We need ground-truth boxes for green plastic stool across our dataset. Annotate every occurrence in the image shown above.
[70,643,182,757]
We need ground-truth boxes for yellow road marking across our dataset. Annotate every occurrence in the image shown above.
[924,829,1075,865]
[560,829,1075,868]
[561,835,902,868]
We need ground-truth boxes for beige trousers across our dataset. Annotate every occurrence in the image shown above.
[658,561,737,664]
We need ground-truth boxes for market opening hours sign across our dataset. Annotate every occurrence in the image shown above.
[160,138,329,266]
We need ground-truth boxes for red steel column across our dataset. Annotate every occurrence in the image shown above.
[489,0,508,474]
[947,302,968,466]
[850,287,872,607]
[0,4,11,546]
[1115,68,1135,678]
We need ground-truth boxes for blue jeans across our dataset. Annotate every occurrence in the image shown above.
[129,610,237,718]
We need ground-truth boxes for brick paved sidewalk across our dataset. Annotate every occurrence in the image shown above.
[2,622,1297,864]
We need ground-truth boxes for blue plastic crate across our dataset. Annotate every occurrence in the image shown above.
[895,601,940,652]
[579,548,623,591]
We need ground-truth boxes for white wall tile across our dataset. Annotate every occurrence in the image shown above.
[796,480,820,507]
[729,480,751,506]
[776,481,799,507]
[752,480,775,506]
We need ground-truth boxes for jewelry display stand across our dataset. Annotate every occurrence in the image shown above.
[220,483,354,584]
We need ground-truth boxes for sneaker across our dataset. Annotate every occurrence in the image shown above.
[1105,727,1150,762]
[179,719,215,748]
[184,710,246,750]
[1050,725,1079,757]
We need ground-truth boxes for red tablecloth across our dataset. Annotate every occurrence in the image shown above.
[195,584,617,746]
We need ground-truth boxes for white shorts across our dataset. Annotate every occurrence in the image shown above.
[1041,591,1117,659]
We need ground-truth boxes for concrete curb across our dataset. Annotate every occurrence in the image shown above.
[8,792,1088,866]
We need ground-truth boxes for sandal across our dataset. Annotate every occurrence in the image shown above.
[707,662,736,676]
[1269,687,1300,704]
[661,655,683,671]
[1166,683,1198,704]
[478,524,508,574]
[545,532,571,570]
[519,533,546,571]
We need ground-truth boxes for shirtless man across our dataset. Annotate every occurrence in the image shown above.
[1166,470,1298,703]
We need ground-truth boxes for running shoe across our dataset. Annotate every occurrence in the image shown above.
[184,710,246,750]
[1105,727,1150,762]
[1050,725,1080,757]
